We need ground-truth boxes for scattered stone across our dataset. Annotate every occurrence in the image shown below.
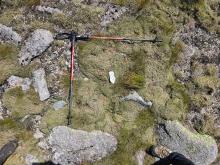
[25,154,39,165]
[109,71,116,84]
[0,101,5,120]
[0,100,10,120]
[122,91,152,108]
[7,76,32,91]
[33,68,50,101]
[101,4,127,26]
[19,29,53,65]
[47,126,117,165]
[35,6,63,14]
[0,24,21,45]
[52,100,66,111]
[156,120,218,165]
[135,150,146,165]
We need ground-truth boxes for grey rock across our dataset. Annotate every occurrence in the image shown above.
[0,24,21,45]
[109,71,116,84]
[35,6,63,14]
[25,154,39,165]
[7,75,32,91]
[53,100,66,111]
[122,91,152,108]
[156,120,218,165]
[19,29,53,65]
[33,68,50,101]
[48,126,117,165]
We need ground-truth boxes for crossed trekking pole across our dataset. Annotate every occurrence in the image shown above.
[55,31,162,126]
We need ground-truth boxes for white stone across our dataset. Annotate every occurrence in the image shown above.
[109,71,116,84]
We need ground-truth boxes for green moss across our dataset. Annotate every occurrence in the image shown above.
[194,76,220,90]
[3,0,40,7]
[206,64,218,76]
[122,72,145,89]
[29,20,54,32]
[95,110,156,165]
[0,44,18,61]
[40,108,67,134]
[3,87,45,118]
[191,94,212,108]
[0,44,34,84]
[0,118,18,130]
[112,0,150,10]
[50,4,104,32]
[168,41,185,67]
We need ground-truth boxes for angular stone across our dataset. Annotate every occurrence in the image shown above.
[156,120,218,165]
[33,68,50,101]
[122,90,152,108]
[19,29,53,65]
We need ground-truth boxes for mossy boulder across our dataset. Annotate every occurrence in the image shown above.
[156,120,218,165]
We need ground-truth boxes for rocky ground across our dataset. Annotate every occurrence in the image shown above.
[0,0,219,165]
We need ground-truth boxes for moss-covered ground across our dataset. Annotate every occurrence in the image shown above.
[0,0,220,164]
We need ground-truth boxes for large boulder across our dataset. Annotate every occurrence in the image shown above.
[19,29,53,65]
[156,120,218,165]
[0,24,21,45]
[47,126,117,165]
[33,68,50,101]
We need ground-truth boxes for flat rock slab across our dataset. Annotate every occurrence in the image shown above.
[48,126,117,165]
[33,68,50,101]
[53,100,66,110]
[156,120,218,165]
[19,29,53,65]
[0,24,21,45]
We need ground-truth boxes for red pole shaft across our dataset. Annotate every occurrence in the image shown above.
[71,44,75,81]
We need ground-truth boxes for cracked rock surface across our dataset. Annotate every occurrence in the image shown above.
[47,126,117,165]
[19,29,53,66]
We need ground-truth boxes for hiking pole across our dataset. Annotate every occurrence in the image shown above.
[55,32,77,126]
[55,31,162,126]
